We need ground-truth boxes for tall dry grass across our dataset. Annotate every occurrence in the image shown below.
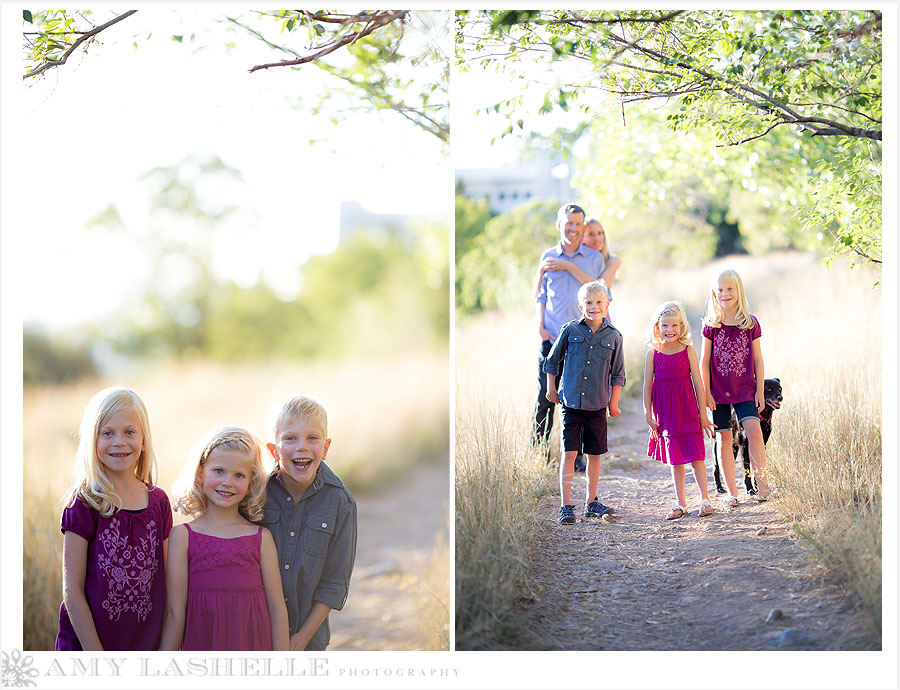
[455,251,883,648]
[22,352,449,651]
[454,310,561,648]
[754,258,882,646]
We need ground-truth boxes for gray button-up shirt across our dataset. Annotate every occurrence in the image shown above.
[543,317,626,410]
[257,462,357,651]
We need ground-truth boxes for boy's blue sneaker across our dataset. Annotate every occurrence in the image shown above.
[584,500,614,518]
[558,505,576,525]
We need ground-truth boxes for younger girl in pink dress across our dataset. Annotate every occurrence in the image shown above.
[643,301,715,520]
[160,426,289,651]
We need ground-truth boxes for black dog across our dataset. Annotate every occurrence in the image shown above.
[712,378,783,495]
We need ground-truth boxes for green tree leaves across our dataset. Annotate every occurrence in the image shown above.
[457,9,882,268]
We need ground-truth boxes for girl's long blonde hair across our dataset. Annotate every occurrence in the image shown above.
[702,269,755,329]
[647,300,692,350]
[175,426,267,522]
[64,387,158,517]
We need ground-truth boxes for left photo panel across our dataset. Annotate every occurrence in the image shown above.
[8,8,450,654]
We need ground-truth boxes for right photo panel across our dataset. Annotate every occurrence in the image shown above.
[454,7,884,663]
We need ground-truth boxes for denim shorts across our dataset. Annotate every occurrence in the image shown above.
[712,400,759,431]
[561,406,608,454]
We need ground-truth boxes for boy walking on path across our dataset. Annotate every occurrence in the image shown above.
[533,203,607,453]
[544,281,625,524]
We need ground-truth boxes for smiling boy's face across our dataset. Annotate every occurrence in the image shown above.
[268,415,331,493]
[578,291,608,326]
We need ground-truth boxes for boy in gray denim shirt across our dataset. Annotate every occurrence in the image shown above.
[259,395,357,650]
[544,280,625,525]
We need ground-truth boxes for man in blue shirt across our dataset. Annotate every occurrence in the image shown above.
[532,203,606,454]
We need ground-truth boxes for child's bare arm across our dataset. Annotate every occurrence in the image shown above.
[260,528,290,651]
[752,338,765,411]
[546,373,559,404]
[158,524,188,650]
[642,349,658,437]
[62,531,103,650]
[609,384,622,417]
[687,346,714,438]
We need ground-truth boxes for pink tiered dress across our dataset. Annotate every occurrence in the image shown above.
[647,348,707,465]
[181,524,272,651]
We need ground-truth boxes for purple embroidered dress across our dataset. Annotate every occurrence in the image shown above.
[55,485,172,651]
[702,315,762,404]
[647,348,706,465]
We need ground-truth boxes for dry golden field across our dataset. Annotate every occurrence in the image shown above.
[22,352,450,651]
[455,251,883,648]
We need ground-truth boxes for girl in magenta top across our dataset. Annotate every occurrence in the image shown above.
[159,426,289,651]
[700,269,778,504]
[56,387,172,651]
[643,301,715,520]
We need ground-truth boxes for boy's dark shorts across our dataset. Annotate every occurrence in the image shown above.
[561,406,608,454]
[712,400,759,431]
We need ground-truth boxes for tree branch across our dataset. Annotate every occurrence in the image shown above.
[23,10,138,79]
[604,30,882,141]
[716,121,787,147]
[247,10,407,73]
[556,10,684,26]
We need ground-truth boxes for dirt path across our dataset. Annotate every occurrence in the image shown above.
[525,397,873,651]
[328,459,449,650]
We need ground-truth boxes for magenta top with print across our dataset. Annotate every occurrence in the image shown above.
[702,315,762,404]
[55,484,172,651]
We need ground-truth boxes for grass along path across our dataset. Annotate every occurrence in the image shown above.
[522,396,877,651]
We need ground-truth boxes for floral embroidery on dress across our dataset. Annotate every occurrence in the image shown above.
[96,517,159,622]
[713,328,748,379]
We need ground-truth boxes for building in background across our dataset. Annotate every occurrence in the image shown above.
[455,151,574,214]
[338,200,416,244]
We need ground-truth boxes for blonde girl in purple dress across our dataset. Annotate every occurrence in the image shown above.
[700,270,777,505]
[643,301,715,520]
[56,387,172,651]
[160,426,288,651]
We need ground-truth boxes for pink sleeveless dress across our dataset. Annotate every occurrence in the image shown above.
[182,524,272,650]
[647,348,707,465]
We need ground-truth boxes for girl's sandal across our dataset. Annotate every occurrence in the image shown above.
[754,488,780,502]
[724,495,739,508]
[666,504,687,520]
[698,499,714,517]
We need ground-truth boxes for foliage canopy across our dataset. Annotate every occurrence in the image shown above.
[23,9,448,144]
[457,9,882,266]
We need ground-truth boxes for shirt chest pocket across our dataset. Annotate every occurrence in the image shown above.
[595,340,615,361]
[584,339,613,366]
[303,513,335,557]
[567,333,586,357]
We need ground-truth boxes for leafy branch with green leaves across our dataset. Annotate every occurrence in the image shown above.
[457,9,882,266]
[22,9,448,144]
